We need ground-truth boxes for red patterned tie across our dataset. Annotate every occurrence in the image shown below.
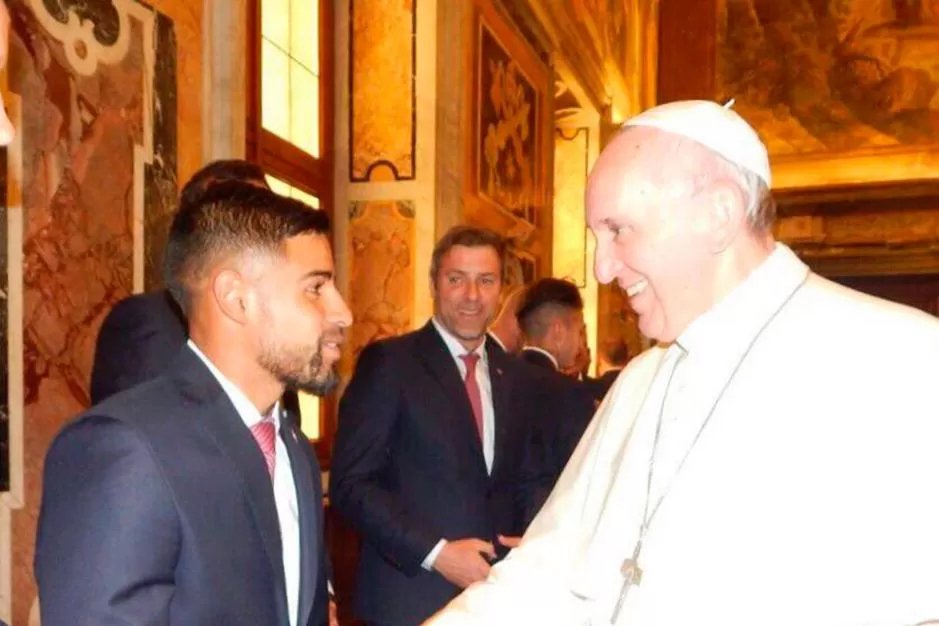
[460,353,484,442]
[250,416,276,478]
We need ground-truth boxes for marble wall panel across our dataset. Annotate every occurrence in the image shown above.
[2,0,199,622]
[350,0,415,181]
[347,200,414,365]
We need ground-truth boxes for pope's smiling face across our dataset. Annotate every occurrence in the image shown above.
[586,126,722,343]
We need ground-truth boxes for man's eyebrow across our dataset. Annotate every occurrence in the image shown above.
[302,270,334,280]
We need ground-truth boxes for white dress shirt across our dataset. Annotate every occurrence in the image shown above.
[188,341,301,626]
[520,345,559,370]
[421,319,496,570]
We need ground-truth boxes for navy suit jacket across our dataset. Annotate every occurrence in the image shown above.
[517,348,596,509]
[36,346,329,626]
[329,322,538,626]
[90,290,187,405]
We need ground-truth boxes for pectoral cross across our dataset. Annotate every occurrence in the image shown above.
[610,552,643,624]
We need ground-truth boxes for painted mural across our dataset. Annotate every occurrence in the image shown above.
[478,22,538,226]
[718,0,939,156]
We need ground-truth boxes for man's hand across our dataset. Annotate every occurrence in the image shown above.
[432,538,495,589]
[328,599,338,626]
[497,534,521,549]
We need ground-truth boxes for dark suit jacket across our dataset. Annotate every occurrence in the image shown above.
[517,348,596,509]
[90,290,186,405]
[36,346,329,626]
[90,289,302,415]
[329,322,538,626]
[583,368,620,403]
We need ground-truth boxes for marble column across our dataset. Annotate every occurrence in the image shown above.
[202,0,247,161]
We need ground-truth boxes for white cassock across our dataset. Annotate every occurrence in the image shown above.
[424,244,939,626]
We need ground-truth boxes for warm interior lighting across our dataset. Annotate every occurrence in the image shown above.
[266,175,321,208]
[261,0,321,157]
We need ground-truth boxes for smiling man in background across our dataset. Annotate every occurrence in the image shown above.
[331,225,539,626]
[423,100,939,625]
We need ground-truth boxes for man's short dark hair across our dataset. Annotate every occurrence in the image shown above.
[163,181,329,314]
[430,224,506,282]
[179,159,268,214]
[516,278,583,340]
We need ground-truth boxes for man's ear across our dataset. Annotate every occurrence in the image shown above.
[706,181,746,253]
[212,268,251,325]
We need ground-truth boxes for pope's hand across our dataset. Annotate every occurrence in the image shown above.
[433,538,495,589]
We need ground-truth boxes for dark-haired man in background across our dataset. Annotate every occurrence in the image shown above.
[36,183,350,625]
[89,159,271,405]
[330,225,538,626]
[515,278,596,504]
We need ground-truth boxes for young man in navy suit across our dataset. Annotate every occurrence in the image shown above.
[331,225,538,626]
[36,183,351,625]
[515,278,597,504]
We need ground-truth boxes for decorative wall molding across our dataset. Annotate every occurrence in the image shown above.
[0,90,24,626]
[28,0,132,76]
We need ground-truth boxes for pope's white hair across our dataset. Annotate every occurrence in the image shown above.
[715,158,776,232]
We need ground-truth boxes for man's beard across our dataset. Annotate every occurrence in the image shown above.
[259,334,339,397]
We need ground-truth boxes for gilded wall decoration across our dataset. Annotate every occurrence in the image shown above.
[4,0,185,620]
[348,200,414,362]
[349,0,415,181]
[716,0,939,188]
[478,22,538,225]
[571,0,629,71]
[553,128,589,287]
[465,0,552,279]
[504,246,537,292]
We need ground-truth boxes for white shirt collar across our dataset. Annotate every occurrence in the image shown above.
[521,345,559,370]
[676,243,808,357]
[432,317,488,363]
[487,331,507,352]
[187,339,281,430]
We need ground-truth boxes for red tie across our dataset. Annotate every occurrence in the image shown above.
[250,416,276,478]
[460,353,484,442]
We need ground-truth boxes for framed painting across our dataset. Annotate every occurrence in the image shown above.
[464,0,552,264]
[663,0,939,192]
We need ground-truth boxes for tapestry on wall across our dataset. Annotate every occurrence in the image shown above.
[0,0,178,491]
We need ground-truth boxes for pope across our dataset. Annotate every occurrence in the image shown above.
[422,100,939,626]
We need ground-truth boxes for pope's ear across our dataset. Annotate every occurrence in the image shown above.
[706,181,746,252]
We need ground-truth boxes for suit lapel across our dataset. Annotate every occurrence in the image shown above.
[415,323,488,469]
[487,343,514,479]
[170,347,289,624]
[280,415,321,626]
